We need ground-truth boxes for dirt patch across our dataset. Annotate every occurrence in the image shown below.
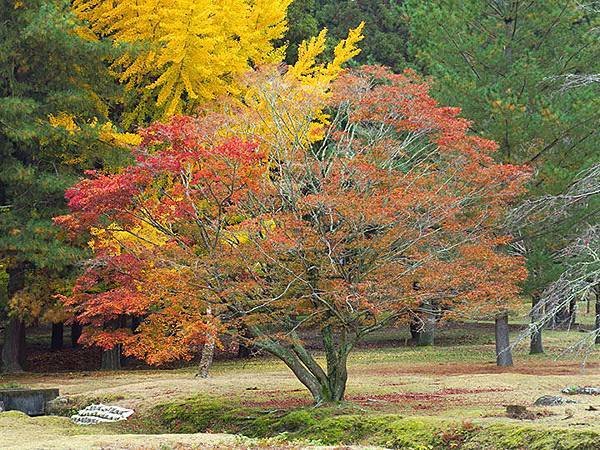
[349,387,513,410]
[364,361,600,377]
[242,396,313,409]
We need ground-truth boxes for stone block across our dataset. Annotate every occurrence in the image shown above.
[0,388,59,416]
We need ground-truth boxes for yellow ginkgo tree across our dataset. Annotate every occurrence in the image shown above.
[73,0,294,124]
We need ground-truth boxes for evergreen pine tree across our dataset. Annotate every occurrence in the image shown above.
[0,0,127,372]
[405,0,599,354]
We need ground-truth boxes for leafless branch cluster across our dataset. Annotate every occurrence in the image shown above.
[576,1,600,13]
[507,163,600,230]
[537,225,598,347]
[509,162,599,355]
[547,73,600,92]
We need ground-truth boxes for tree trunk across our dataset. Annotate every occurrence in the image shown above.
[568,298,577,327]
[495,312,513,367]
[595,284,600,345]
[100,317,125,370]
[530,295,544,354]
[409,319,420,342]
[196,308,216,378]
[101,346,122,370]
[196,334,215,378]
[236,326,252,358]
[252,325,351,405]
[320,325,350,403]
[1,265,26,373]
[550,299,577,329]
[417,301,436,346]
[1,318,25,373]
[51,322,64,351]
[237,341,251,358]
[71,322,83,348]
[130,316,142,333]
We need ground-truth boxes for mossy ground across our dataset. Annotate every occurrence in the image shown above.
[141,395,600,449]
[2,317,599,448]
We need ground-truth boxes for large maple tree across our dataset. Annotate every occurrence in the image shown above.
[57,67,528,403]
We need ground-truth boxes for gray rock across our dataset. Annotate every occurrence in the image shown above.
[0,400,5,412]
[45,396,70,415]
[534,395,577,406]
[562,386,600,395]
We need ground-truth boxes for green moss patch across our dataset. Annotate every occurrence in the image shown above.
[144,396,600,449]
[463,424,600,450]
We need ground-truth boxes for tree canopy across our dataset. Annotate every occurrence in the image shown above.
[57,66,528,403]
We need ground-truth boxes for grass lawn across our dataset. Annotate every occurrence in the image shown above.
[1,315,599,449]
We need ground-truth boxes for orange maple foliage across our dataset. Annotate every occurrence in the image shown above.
[56,66,529,402]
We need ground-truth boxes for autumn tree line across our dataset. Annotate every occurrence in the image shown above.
[0,0,598,403]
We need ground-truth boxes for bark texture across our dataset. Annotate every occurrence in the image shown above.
[495,312,513,367]
[1,318,26,373]
[71,322,83,348]
[196,334,215,378]
[51,322,64,351]
[1,265,26,373]
[414,300,436,346]
[101,346,121,370]
[530,295,544,354]
[100,317,125,370]
[252,325,352,404]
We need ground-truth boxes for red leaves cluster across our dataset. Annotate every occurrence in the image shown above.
[56,67,530,366]
[55,125,266,363]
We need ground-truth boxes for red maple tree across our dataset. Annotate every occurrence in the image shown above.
[56,67,529,403]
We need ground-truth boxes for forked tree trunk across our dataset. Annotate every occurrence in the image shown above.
[51,322,64,351]
[1,265,26,373]
[253,326,351,405]
[71,322,83,348]
[321,325,349,402]
[530,296,544,354]
[495,312,513,367]
[278,346,348,404]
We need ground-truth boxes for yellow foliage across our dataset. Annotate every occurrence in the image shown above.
[73,0,293,124]
[236,23,364,147]
[98,122,142,147]
[90,222,169,254]
[8,277,71,324]
[288,23,364,86]
[48,113,141,149]
[48,113,78,134]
